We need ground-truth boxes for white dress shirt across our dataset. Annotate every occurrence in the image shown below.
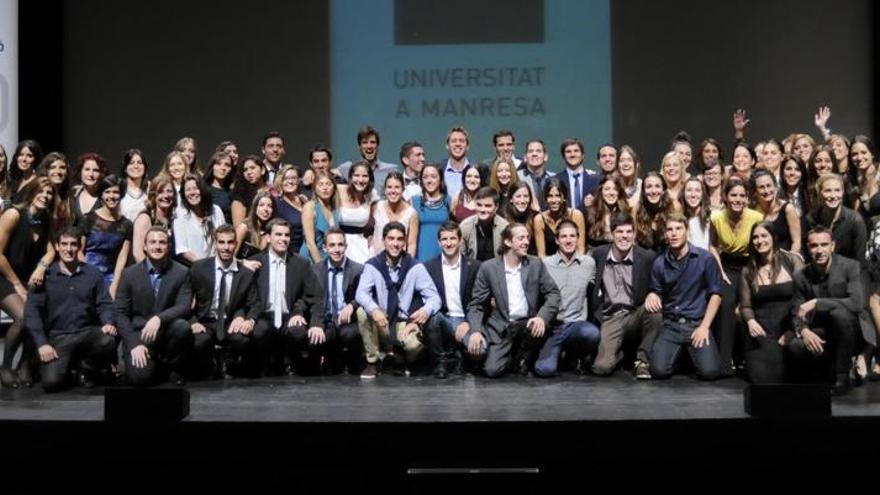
[268,250,288,327]
[504,260,528,320]
[441,255,465,318]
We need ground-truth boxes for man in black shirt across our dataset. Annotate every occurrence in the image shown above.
[25,227,117,392]
[790,226,863,395]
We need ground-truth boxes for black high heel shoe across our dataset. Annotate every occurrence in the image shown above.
[0,367,20,389]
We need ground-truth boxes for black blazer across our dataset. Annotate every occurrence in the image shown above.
[116,259,192,350]
[190,257,262,327]
[424,254,480,313]
[312,258,364,314]
[588,244,657,323]
[556,168,602,210]
[252,250,324,328]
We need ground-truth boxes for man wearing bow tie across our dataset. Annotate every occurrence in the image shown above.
[400,141,426,201]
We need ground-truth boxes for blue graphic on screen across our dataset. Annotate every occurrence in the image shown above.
[331,0,610,171]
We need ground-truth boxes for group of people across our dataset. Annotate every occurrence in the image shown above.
[0,105,876,395]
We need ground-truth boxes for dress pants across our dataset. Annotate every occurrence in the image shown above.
[40,327,117,392]
[125,318,194,386]
[534,320,600,377]
[592,306,661,375]
[786,302,859,380]
[484,319,547,378]
[191,318,270,378]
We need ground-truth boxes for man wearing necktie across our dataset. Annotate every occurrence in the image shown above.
[189,225,266,379]
[356,221,441,378]
[311,227,366,375]
[251,218,325,375]
[556,138,601,212]
[115,226,193,386]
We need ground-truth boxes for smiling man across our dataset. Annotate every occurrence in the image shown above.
[25,226,118,392]
[335,126,401,199]
[789,226,863,395]
[466,223,560,378]
[460,187,508,262]
[356,221,441,378]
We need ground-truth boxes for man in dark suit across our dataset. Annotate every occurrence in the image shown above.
[589,212,661,378]
[312,227,365,374]
[555,138,601,211]
[189,224,266,378]
[116,226,193,386]
[466,223,560,378]
[252,218,324,375]
[425,221,482,378]
[789,226,863,395]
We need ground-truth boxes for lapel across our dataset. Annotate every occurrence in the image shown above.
[257,252,271,303]
[141,262,157,310]
[458,257,469,306]
[519,257,532,313]
[283,252,297,307]
[495,258,510,317]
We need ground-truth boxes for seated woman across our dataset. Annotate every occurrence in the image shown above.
[204,150,234,224]
[172,174,226,266]
[132,175,177,264]
[533,178,586,257]
[412,163,451,263]
[739,221,803,384]
[273,165,308,255]
[503,181,539,255]
[585,176,630,248]
[71,152,108,225]
[230,154,269,228]
[489,157,516,214]
[370,171,418,257]
[0,176,55,387]
[235,191,275,258]
[119,149,150,223]
[450,166,481,223]
[681,177,711,250]
[80,174,133,298]
[301,171,341,263]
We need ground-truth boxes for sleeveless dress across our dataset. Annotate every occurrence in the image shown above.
[82,212,133,286]
[275,196,305,255]
[0,207,49,298]
[412,194,451,263]
[300,201,340,262]
[370,201,417,256]
[338,202,372,264]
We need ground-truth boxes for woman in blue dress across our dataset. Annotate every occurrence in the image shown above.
[411,163,451,263]
[301,171,340,262]
[81,174,133,298]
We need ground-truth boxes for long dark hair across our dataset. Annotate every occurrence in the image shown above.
[744,220,794,294]
[635,172,669,249]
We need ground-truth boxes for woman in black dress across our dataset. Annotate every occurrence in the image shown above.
[0,176,55,387]
[739,221,803,384]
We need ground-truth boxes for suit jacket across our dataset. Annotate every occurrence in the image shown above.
[190,257,262,331]
[252,250,325,328]
[312,257,364,316]
[588,244,658,323]
[424,254,481,314]
[116,259,193,350]
[556,168,602,210]
[466,255,560,343]
[792,254,869,342]
[460,214,509,261]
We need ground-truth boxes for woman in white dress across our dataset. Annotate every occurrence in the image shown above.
[337,161,374,263]
[370,171,418,256]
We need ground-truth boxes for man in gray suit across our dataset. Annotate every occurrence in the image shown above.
[460,187,509,262]
[466,223,561,377]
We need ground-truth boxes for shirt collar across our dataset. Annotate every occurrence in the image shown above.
[269,250,286,265]
[552,253,581,266]
[567,167,585,178]
[607,247,634,264]
[442,254,462,269]
[54,261,83,277]
[145,259,168,275]
[445,159,470,172]
[215,257,239,273]
[328,258,347,272]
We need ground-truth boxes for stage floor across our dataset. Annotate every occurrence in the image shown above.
[2,373,880,422]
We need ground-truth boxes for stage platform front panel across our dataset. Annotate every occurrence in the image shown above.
[2,374,879,423]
